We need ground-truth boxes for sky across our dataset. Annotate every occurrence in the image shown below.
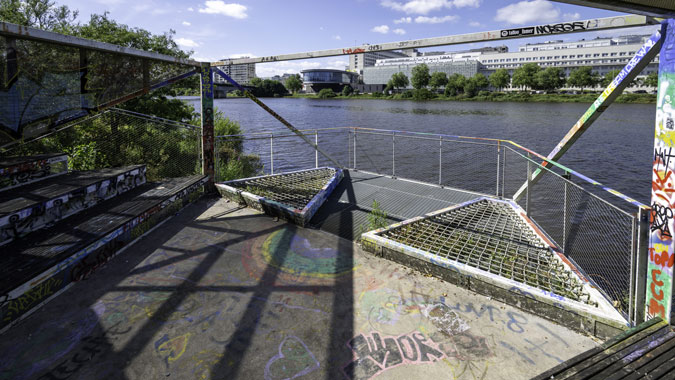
[60,0,661,77]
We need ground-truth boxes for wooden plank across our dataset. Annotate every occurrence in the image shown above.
[532,318,664,380]
[607,332,675,379]
[589,331,675,380]
[643,352,675,379]
[620,346,675,380]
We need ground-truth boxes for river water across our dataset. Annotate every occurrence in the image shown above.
[184,97,654,206]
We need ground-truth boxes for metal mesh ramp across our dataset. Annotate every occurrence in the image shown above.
[377,198,592,304]
[216,167,343,226]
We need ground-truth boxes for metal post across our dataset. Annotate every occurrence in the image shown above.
[635,207,650,325]
[496,142,501,197]
[526,155,531,217]
[270,134,274,175]
[353,128,357,170]
[392,131,396,177]
[563,172,569,252]
[142,59,150,91]
[647,20,674,323]
[79,48,88,110]
[502,147,506,198]
[199,63,215,191]
[439,136,442,185]
[315,130,318,168]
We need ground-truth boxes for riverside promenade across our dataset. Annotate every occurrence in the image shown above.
[0,196,597,380]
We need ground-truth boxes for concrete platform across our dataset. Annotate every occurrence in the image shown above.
[0,197,599,380]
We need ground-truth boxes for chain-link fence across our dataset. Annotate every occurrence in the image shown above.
[0,32,198,148]
[2,108,202,181]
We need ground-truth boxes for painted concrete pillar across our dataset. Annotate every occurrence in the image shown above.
[200,62,215,191]
[648,20,675,322]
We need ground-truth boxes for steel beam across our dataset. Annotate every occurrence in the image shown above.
[0,21,200,67]
[200,63,215,190]
[213,15,652,66]
[552,1,675,18]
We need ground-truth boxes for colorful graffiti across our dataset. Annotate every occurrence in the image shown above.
[648,20,675,322]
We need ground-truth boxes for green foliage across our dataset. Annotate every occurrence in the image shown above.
[342,85,353,96]
[644,72,658,88]
[429,71,448,91]
[317,88,337,98]
[412,88,434,100]
[0,0,77,31]
[512,63,540,89]
[284,74,302,93]
[463,79,478,98]
[472,73,489,90]
[445,73,466,96]
[389,72,409,91]
[371,91,383,98]
[66,142,104,171]
[401,90,414,99]
[535,67,565,91]
[489,69,510,91]
[367,200,388,230]
[411,64,430,90]
[251,79,288,97]
[567,66,598,91]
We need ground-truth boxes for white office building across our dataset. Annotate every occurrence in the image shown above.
[214,59,256,85]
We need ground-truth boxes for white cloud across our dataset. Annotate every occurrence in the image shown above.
[228,53,257,59]
[415,15,457,23]
[187,7,194,11]
[394,17,412,24]
[494,0,560,25]
[393,28,406,35]
[371,25,390,34]
[563,12,580,20]
[469,21,483,27]
[182,21,191,26]
[175,38,199,47]
[198,1,248,19]
[381,0,479,15]
[333,35,342,40]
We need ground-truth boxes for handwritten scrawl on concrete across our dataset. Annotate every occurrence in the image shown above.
[342,331,444,379]
[264,336,320,380]
[420,303,470,336]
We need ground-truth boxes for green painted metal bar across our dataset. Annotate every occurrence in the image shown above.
[200,63,215,190]
[647,20,675,323]
[513,27,664,202]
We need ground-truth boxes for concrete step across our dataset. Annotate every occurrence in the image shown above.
[0,153,68,192]
[0,174,208,332]
[0,165,146,246]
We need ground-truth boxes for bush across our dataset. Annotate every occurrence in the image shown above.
[444,86,457,97]
[342,85,353,96]
[478,90,491,97]
[372,91,383,98]
[412,88,434,100]
[317,88,337,99]
[401,90,414,99]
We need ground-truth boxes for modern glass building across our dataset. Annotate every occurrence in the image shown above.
[301,69,359,93]
[364,61,481,87]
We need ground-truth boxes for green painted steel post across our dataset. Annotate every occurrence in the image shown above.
[647,20,675,323]
[200,62,215,191]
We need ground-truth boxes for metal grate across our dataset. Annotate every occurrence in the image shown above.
[379,199,594,305]
[229,168,337,210]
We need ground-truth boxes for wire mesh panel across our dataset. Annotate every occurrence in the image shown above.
[0,35,197,147]
[501,146,636,315]
[441,139,500,195]
[390,134,439,183]
[378,198,593,304]
[353,130,394,176]
[2,108,202,181]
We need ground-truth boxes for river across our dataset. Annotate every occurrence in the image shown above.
[183,97,654,206]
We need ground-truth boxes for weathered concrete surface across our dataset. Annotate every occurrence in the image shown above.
[0,197,599,380]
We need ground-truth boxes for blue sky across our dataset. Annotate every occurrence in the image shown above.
[62,0,660,76]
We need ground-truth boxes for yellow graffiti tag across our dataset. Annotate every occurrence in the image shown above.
[157,333,192,364]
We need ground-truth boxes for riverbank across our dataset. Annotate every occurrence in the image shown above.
[285,92,656,104]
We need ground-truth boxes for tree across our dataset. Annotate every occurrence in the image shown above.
[601,69,639,88]
[463,78,478,98]
[644,72,658,88]
[512,63,540,90]
[411,64,430,90]
[0,0,77,31]
[535,67,565,92]
[284,74,302,94]
[317,88,336,98]
[567,66,598,92]
[429,71,448,91]
[472,73,489,90]
[444,73,466,96]
[489,69,510,91]
[249,77,263,87]
[341,85,353,96]
[389,72,409,92]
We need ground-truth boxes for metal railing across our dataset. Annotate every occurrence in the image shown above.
[216,126,650,325]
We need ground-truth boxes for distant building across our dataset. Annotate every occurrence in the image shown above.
[215,58,256,85]
[348,50,415,77]
[362,35,658,89]
[301,69,358,93]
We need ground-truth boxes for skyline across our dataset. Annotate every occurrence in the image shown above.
[59,0,660,76]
